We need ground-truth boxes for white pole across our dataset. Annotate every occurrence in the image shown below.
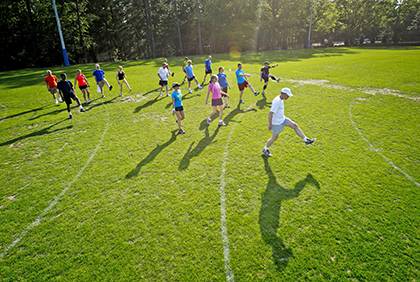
[52,0,70,66]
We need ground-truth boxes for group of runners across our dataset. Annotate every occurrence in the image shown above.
[43,56,315,155]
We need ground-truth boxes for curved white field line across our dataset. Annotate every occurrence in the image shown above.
[219,122,238,282]
[285,79,420,102]
[349,98,419,187]
[0,115,110,258]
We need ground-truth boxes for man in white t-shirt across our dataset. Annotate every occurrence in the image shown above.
[158,63,171,96]
[262,87,315,157]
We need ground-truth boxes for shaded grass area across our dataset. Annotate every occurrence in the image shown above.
[0,48,419,280]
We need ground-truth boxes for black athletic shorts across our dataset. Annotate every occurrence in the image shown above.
[159,80,168,86]
[262,76,269,83]
[205,69,212,75]
[79,85,88,90]
[187,76,195,82]
[63,92,77,105]
[175,106,184,112]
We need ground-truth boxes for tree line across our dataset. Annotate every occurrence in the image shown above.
[1,0,419,70]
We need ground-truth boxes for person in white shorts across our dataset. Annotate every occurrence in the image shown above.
[262,87,315,157]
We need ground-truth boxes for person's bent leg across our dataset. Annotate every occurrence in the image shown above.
[124,79,131,90]
[265,133,279,148]
[285,119,306,140]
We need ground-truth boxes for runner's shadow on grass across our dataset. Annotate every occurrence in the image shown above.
[256,95,271,109]
[0,104,53,121]
[142,87,161,96]
[87,96,119,112]
[224,104,257,125]
[260,157,320,271]
[0,119,72,147]
[178,126,220,170]
[126,130,178,178]
[133,95,165,113]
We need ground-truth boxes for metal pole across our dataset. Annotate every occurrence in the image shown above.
[307,0,313,48]
[52,0,70,66]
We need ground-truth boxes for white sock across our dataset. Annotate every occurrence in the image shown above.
[264,146,268,150]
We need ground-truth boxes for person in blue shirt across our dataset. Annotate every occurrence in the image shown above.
[202,55,212,85]
[184,60,202,94]
[235,63,259,104]
[171,83,186,135]
[217,66,230,108]
[92,64,113,98]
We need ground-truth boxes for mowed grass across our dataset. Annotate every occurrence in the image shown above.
[0,47,419,281]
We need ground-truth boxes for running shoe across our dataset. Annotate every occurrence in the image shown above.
[68,113,73,119]
[304,138,316,145]
[262,148,272,157]
[109,85,113,91]
[80,107,85,112]
[55,99,59,104]
[207,117,212,125]
[276,78,281,83]
[218,120,226,127]
[239,99,245,104]
[254,91,260,96]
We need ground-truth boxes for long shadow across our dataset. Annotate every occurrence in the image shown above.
[0,119,72,147]
[260,157,320,271]
[0,104,52,121]
[178,126,221,171]
[87,96,118,112]
[142,87,161,96]
[126,130,178,178]
[133,94,165,113]
[224,104,257,125]
[256,95,271,110]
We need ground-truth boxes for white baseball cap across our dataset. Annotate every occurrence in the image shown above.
[281,87,293,97]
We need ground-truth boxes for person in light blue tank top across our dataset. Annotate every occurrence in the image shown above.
[202,55,213,85]
[217,66,230,108]
[184,60,202,94]
[171,83,186,134]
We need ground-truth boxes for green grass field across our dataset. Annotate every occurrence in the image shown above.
[0,47,419,281]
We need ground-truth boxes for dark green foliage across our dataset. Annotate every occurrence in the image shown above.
[1,0,419,69]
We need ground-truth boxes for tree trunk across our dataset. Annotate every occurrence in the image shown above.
[196,0,203,54]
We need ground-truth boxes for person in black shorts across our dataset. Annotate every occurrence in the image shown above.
[260,61,280,96]
[116,66,132,97]
[57,73,85,119]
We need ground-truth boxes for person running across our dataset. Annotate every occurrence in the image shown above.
[205,75,226,127]
[236,63,259,104]
[260,61,280,96]
[57,73,85,119]
[93,64,112,98]
[44,70,62,104]
[262,87,315,157]
[74,69,91,104]
[202,55,212,85]
[184,60,202,94]
[181,57,189,85]
[158,62,171,96]
[217,66,230,108]
[171,82,185,134]
[116,66,132,97]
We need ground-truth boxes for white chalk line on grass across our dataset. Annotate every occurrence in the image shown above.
[0,118,110,259]
[219,122,240,282]
[285,79,420,102]
[349,99,419,188]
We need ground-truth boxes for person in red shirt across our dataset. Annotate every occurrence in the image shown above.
[44,70,62,104]
[74,69,91,104]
